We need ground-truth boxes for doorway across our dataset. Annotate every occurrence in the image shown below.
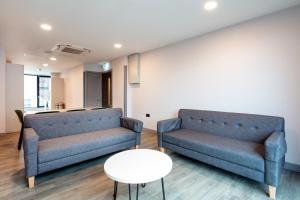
[84,71,102,108]
[102,71,112,108]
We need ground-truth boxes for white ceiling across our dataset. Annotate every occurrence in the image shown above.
[1,0,300,74]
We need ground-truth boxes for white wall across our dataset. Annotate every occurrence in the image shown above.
[63,65,84,109]
[125,7,300,165]
[0,48,6,133]
[84,63,103,72]
[111,57,127,111]
[51,73,64,109]
[5,64,24,133]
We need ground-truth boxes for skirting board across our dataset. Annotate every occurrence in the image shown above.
[285,162,300,173]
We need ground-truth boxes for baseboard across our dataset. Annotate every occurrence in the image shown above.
[3,131,18,134]
[285,162,300,172]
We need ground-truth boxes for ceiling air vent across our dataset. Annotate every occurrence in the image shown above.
[51,44,92,55]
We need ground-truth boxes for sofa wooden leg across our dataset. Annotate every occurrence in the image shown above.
[269,185,276,199]
[159,147,165,153]
[135,145,140,149]
[28,177,35,188]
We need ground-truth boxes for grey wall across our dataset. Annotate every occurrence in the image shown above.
[84,71,102,108]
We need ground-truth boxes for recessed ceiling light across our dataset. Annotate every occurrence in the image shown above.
[40,24,52,31]
[114,43,122,49]
[43,63,48,67]
[50,57,56,61]
[204,1,218,11]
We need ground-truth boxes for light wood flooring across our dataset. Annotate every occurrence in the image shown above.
[0,131,299,200]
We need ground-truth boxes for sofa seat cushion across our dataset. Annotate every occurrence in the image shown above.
[163,129,265,172]
[38,127,136,163]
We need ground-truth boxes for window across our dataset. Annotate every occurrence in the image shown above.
[24,75,51,108]
[38,76,51,107]
[24,75,38,108]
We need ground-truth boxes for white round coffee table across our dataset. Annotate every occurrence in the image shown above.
[104,149,173,200]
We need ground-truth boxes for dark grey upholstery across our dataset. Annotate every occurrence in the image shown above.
[164,142,265,182]
[38,128,136,163]
[163,129,265,172]
[157,109,286,187]
[179,109,284,143]
[120,117,143,145]
[264,132,287,161]
[23,108,143,178]
[157,118,181,141]
[24,108,123,140]
[23,128,39,177]
[38,140,135,174]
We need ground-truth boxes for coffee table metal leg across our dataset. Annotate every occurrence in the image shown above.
[113,181,118,200]
[161,178,166,200]
[136,184,139,200]
[128,184,131,200]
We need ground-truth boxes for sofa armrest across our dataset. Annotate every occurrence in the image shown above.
[157,118,181,147]
[157,118,181,134]
[264,131,287,162]
[120,117,143,133]
[120,117,143,145]
[23,128,39,178]
[23,128,39,154]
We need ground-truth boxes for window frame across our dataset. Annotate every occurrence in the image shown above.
[24,74,51,108]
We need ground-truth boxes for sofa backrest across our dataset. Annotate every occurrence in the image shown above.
[179,109,284,143]
[24,108,123,140]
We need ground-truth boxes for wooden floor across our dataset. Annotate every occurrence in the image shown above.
[0,131,300,200]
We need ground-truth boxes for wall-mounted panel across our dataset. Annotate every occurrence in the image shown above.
[128,53,140,84]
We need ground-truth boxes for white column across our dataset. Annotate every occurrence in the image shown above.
[0,48,6,133]
[51,73,64,109]
[5,63,24,133]
[111,56,127,111]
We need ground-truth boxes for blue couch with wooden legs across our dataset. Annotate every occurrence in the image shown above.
[157,109,286,199]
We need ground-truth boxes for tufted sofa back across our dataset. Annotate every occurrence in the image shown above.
[179,109,284,143]
[24,108,123,140]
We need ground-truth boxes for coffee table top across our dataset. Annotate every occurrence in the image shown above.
[104,149,172,184]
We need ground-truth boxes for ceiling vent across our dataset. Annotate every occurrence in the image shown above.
[50,44,92,55]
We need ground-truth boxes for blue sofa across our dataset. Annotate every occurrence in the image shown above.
[23,108,143,188]
[157,109,286,199]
